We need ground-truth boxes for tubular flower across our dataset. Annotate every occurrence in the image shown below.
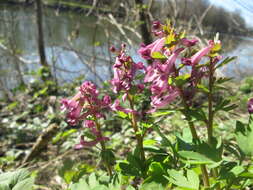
[74,135,109,150]
[143,48,184,111]
[110,99,136,114]
[248,98,253,114]
[61,92,83,126]
[61,81,111,148]
[151,87,179,109]
[181,38,198,47]
[138,37,165,60]
[61,81,111,126]
[182,41,214,66]
[110,47,145,93]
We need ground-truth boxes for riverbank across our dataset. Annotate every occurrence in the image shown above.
[0,0,112,14]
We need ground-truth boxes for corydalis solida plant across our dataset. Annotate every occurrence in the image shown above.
[61,21,243,188]
[61,81,113,175]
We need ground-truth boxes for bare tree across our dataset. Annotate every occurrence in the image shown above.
[134,0,152,45]
[35,0,52,79]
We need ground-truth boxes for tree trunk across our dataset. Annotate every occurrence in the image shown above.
[35,0,52,80]
[135,0,152,45]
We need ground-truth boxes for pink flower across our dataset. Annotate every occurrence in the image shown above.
[152,20,161,30]
[150,87,179,110]
[181,38,198,47]
[137,84,145,92]
[182,42,214,66]
[74,135,109,149]
[138,37,165,60]
[103,95,111,105]
[84,120,95,128]
[163,48,184,73]
[61,94,83,126]
[248,98,253,114]
[110,99,136,114]
[80,81,98,97]
[61,81,111,126]
[111,45,145,93]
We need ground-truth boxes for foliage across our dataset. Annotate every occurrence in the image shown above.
[0,169,34,190]
[1,21,253,190]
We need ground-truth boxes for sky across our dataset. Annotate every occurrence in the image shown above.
[209,0,253,27]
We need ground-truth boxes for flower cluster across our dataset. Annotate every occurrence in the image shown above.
[61,81,111,148]
[139,21,220,111]
[110,44,145,114]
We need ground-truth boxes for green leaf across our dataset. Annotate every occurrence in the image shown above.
[166,169,199,190]
[178,151,214,164]
[215,56,237,69]
[118,162,141,177]
[153,125,173,148]
[0,169,30,187]
[0,183,10,190]
[194,139,223,163]
[140,182,164,190]
[125,186,136,190]
[12,177,34,190]
[151,110,175,117]
[214,99,237,113]
[117,111,128,119]
[144,162,168,186]
[196,84,209,93]
[235,119,253,157]
[53,129,77,144]
[58,159,75,184]
[178,138,223,165]
[7,101,19,111]
[100,149,116,166]
[69,179,89,190]
[0,169,34,190]
[175,74,191,86]
[151,52,166,59]
[215,77,233,84]
[184,108,207,122]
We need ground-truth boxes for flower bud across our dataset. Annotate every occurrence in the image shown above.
[248,98,253,114]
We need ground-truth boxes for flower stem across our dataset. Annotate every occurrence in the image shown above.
[94,118,113,177]
[207,60,214,144]
[127,93,145,163]
[207,59,221,190]
[179,89,210,187]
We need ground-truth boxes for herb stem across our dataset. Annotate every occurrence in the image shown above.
[127,93,145,163]
[94,118,113,177]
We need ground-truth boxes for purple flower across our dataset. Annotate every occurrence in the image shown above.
[111,45,145,93]
[84,120,95,128]
[110,99,136,114]
[74,135,109,149]
[181,38,198,47]
[150,87,179,110]
[61,81,111,126]
[138,37,165,60]
[248,98,253,114]
[152,20,161,30]
[182,42,214,66]
[103,95,112,105]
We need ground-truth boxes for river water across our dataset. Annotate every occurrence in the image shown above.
[0,4,253,95]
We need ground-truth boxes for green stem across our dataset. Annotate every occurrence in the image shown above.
[207,59,221,190]
[179,89,210,187]
[94,118,113,177]
[207,60,214,144]
[127,93,145,162]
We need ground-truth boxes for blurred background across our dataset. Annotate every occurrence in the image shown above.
[0,0,253,100]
